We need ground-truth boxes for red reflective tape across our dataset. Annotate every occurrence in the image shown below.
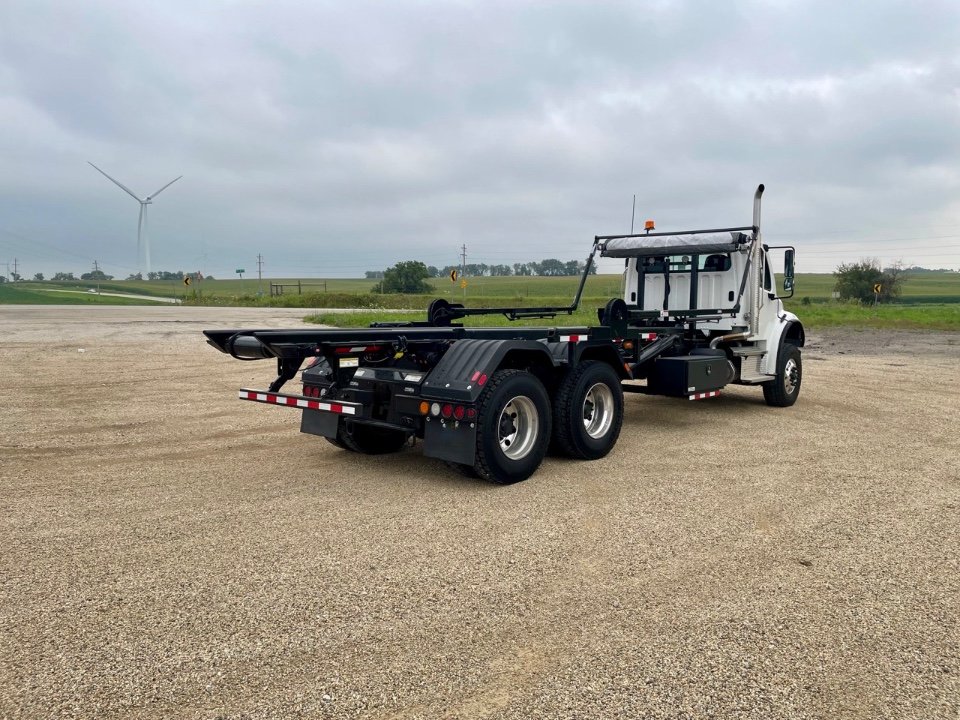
[471,370,481,382]
[266,394,277,403]
[330,403,343,414]
[285,396,297,406]
[688,390,720,401]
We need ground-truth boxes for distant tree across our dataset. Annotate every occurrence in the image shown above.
[0,275,6,283]
[52,272,76,281]
[81,270,114,281]
[365,270,385,279]
[10,272,21,282]
[126,273,143,281]
[33,272,44,281]
[427,266,440,278]
[879,261,907,302]
[513,263,532,276]
[537,259,567,276]
[834,259,905,303]
[374,260,432,294]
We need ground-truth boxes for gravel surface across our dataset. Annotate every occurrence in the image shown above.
[1,306,958,719]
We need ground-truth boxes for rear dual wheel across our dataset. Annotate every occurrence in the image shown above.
[472,370,551,485]
[552,361,624,460]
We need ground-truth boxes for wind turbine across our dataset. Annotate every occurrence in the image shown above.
[88,162,182,277]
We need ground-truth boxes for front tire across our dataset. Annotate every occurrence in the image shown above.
[763,344,802,407]
[473,370,551,484]
[552,361,624,459]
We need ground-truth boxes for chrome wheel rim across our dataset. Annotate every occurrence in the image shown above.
[784,358,799,394]
[498,395,539,460]
[582,382,615,439]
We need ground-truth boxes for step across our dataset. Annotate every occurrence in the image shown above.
[739,373,773,384]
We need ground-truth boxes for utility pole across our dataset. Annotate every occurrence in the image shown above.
[257,253,264,296]
[631,194,636,234]
[92,260,100,294]
[12,257,19,282]
[460,244,467,301]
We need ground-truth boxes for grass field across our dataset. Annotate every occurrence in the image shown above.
[4,272,959,329]
[18,271,957,302]
[11,272,960,304]
[0,284,168,306]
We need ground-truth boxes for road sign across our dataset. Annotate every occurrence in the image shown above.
[873,283,882,294]
[183,276,191,286]
[450,269,459,283]
[460,279,468,289]
[235,268,245,274]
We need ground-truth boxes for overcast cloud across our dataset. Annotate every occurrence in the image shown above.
[1,0,959,278]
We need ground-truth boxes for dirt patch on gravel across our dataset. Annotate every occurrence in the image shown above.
[2,306,958,719]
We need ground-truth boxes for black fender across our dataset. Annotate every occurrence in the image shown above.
[571,342,630,379]
[420,338,559,403]
[782,319,806,348]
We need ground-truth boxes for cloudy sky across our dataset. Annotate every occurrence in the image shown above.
[1,0,959,279]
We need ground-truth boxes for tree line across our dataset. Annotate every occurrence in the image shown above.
[366,259,596,280]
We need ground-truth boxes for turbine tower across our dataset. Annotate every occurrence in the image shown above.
[88,162,182,277]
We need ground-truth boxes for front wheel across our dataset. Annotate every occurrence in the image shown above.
[763,344,802,407]
[552,361,624,459]
[473,370,551,484]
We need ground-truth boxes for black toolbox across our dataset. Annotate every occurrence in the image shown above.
[648,355,732,397]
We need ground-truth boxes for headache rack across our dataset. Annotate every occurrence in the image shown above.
[595,184,765,326]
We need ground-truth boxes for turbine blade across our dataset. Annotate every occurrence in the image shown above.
[148,175,182,200]
[88,161,142,201]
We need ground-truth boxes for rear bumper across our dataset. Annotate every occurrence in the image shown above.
[238,388,361,416]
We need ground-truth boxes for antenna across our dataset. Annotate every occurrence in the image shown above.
[88,162,181,277]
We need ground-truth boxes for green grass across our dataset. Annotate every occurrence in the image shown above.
[782,301,960,331]
[0,284,168,305]
[17,271,959,303]
[6,272,960,331]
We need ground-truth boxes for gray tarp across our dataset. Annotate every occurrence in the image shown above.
[600,232,749,258]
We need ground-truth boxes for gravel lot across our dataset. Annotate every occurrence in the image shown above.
[2,306,958,719]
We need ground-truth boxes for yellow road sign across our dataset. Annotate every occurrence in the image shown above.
[460,279,468,289]
[183,276,191,286]
[873,283,882,294]
[450,269,459,283]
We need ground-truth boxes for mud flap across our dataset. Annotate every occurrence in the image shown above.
[300,408,339,439]
[422,417,477,465]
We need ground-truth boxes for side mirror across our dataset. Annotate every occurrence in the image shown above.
[766,246,796,299]
[783,248,795,293]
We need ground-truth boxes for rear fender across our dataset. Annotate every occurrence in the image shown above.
[573,343,631,379]
[420,339,558,403]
